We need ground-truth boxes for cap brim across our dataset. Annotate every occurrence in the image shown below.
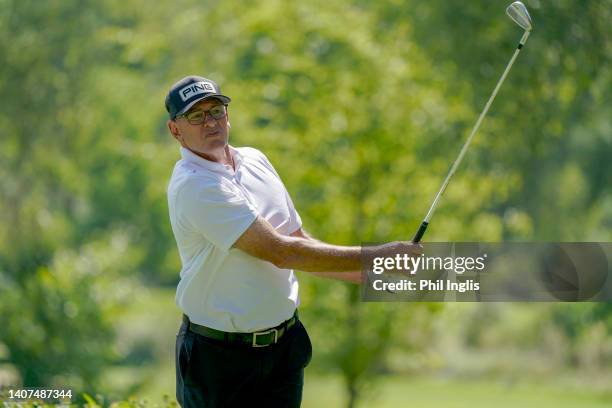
[176,94,232,117]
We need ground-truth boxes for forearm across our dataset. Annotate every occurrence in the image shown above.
[233,218,421,274]
[274,236,362,272]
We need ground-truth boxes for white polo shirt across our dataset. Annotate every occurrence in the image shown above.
[167,146,301,332]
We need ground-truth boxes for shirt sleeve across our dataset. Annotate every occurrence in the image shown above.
[176,178,258,251]
[255,150,303,234]
[283,187,302,234]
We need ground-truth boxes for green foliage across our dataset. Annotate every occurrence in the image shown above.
[0,0,150,391]
[0,0,611,405]
[0,230,139,388]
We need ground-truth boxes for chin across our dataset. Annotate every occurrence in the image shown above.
[206,138,228,150]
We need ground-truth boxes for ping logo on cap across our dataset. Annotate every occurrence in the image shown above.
[179,81,216,102]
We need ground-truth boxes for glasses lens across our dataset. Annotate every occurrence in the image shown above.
[186,110,205,124]
[210,105,226,119]
[183,105,226,124]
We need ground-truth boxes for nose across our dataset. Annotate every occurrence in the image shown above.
[203,114,217,127]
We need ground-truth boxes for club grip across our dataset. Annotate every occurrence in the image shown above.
[412,221,429,243]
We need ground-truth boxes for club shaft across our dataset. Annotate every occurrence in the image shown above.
[412,30,530,243]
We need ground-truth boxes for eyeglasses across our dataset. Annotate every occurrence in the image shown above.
[177,104,227,125]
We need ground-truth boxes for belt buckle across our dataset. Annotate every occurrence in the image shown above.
[252,328,278,347]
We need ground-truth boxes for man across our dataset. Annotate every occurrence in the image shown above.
[165,75,420,407]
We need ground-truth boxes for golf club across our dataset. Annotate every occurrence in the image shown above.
[411,1,533,243]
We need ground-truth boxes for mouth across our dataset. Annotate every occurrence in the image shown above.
[206,130,221,137]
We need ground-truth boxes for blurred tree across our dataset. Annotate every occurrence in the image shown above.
[549,303,612,369]
[401,0,612,240]
[0,0,142,392]
[1,0,610,404]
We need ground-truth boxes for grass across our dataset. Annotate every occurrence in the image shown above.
[4,375,611,408]
[302,375,612,408]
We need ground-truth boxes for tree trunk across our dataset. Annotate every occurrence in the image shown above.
[347,382,359,408]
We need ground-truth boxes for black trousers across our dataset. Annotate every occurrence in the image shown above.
[175,318,312,407]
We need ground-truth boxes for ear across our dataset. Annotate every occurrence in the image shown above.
[226,110,231,128]
[167,120,183,143]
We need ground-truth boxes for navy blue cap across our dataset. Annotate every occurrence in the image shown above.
[165,75,231,120]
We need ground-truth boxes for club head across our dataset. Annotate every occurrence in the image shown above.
[506,1,533,31]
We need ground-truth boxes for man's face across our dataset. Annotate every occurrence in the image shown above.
[168,98,230,156]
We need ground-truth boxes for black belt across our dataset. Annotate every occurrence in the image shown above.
[183,310,299,347]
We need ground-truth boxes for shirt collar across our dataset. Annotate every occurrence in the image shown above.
[180,146,242,174]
